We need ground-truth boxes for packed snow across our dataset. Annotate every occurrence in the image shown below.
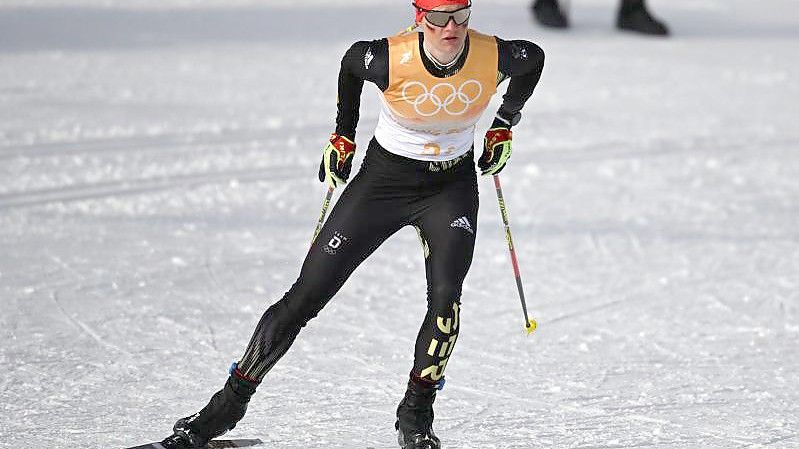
[1,0,797,447]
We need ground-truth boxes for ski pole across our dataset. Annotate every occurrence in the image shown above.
[397,22,418,36]
[492,174,537,335]
[311,186,335,245]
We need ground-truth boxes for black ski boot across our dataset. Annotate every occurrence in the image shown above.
[395,377,442,449]
[617,0,669,36]
[531,0,569,29]
[160,371,259,449]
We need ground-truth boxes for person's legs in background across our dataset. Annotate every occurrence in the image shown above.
[531,0,669,36]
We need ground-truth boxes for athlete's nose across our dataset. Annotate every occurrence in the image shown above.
[443,18,459,32]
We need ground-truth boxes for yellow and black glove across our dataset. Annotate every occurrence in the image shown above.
[318,133,356,188]
[478,127,513,176]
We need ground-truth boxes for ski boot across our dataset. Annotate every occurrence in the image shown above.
[160,367,259,449]
[395,376,443,449]
[531,0,569,29]
[617,0,669,36]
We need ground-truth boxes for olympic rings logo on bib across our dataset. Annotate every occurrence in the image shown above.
[401,80,483,117]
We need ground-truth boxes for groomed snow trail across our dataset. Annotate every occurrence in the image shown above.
[1,1,797,448]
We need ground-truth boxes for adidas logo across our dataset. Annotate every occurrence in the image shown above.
[450,216,474,235]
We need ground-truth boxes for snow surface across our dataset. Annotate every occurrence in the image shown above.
[1,0,798,448]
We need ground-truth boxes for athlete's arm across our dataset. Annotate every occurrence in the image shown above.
[493,38,545,128]
[479,38,544,176]
[335,39,389,140]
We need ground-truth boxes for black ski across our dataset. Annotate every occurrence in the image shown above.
[124,438,263,449]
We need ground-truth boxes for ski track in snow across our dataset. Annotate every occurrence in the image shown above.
[1,0,798,448]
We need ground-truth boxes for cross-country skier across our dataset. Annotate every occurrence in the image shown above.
[158,1,544,448]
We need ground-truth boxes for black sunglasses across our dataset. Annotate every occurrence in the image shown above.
[416,3,472,27]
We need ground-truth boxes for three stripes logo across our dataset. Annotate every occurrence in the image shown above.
[450,216,474,235]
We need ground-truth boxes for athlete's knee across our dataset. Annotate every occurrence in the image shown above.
[427,283,462,311]
[425,284,461,337]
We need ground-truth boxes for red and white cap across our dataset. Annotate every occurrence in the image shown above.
[413,0,470,24]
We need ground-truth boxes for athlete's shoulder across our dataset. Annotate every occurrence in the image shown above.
[466,28,499,44]
[345,38,389,58]
[495,36,545,62]
[340,38,390,90]
[342,39,389,72]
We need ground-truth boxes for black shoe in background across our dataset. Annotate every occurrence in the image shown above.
[617,0,669,36]
[531,0,569,29]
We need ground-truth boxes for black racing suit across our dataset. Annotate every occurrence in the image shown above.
[236,34,545,384]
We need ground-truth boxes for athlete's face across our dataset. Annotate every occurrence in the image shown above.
[422,4,469,57]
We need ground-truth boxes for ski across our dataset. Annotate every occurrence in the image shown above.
[124,438,263,449]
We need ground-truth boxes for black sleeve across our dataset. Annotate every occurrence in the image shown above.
[335,39,389,140]
[492,38,545,128]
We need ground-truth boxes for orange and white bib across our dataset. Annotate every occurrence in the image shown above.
[373,30,498,161]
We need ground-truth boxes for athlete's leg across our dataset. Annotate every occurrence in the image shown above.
[237,169,406,381]
[410,173,479,383]
[395,169,478,448]
[162,157,409,449]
